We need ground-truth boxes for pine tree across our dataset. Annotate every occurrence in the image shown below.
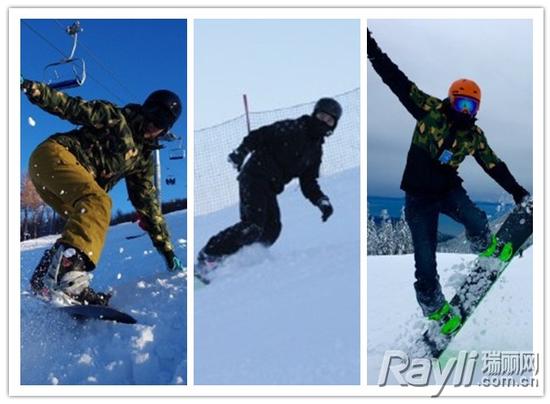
[394,206,413,254]
[367,207,380,255]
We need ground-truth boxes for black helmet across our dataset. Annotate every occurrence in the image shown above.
[142,90,182,130]
[313,97,343,122]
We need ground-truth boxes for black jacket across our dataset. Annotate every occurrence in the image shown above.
[236,115,326,204]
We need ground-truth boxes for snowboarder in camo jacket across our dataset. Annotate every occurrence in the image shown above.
[196,98,342,272]
[367,29,529,331]
[22,79,185,306]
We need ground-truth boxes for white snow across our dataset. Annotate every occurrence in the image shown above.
[20,211,187,385]
[367,249,533,385]
[78,353,93,365]
[194,167,360,385]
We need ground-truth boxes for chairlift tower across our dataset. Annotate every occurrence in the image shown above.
[154,149,161,204]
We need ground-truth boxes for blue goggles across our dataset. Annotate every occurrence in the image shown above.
[452,96,479,116]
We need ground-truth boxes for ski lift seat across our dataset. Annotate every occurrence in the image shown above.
[43,21,86,91]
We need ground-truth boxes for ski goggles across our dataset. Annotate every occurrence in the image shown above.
[451,96,479,116]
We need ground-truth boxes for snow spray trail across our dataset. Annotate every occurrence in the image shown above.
[367,250,532,385]
[194,168,360,385]
[20,211,187,385]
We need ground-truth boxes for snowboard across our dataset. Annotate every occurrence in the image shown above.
[420,198,533,358]
[58,304,137,324]
[194,272,211,286]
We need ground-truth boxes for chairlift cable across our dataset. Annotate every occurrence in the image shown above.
[22,20,66,59]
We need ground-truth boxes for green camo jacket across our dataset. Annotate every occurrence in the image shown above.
[408,84,501,170]
[24,81,174,255]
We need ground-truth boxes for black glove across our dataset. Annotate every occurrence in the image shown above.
[316,197,333,222]
[367,28,381,59]
[513,188,530,205]
[228,148,247,171]
[21,78,33,93]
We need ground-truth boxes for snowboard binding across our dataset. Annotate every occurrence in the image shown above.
[428,301,462,336]
[30,242,111,306]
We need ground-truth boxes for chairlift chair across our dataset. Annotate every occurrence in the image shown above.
[169,149,185,160]
[165,176,176,186]
[168,136,185,160]
[43,21,86,90]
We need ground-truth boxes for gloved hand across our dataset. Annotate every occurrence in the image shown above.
[21,77,32,93]
[513,188,530,205]
[227,148,247,171]
[316,196,334,222]
[367,28,381,58]
[163,249,184,272]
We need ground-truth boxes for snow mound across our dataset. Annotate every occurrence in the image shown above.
[367,249,533,385]
[194,168,360,385]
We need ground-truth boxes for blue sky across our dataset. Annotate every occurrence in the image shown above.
[367,19,533,202]
[20,19,187,215]
[195,19,359,129]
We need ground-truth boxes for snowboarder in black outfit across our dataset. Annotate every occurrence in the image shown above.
[367,29,529,331]
[197,98,342,272]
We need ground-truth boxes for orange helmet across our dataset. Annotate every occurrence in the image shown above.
[448,78,481,103]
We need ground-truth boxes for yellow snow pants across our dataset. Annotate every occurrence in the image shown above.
[28,139,112,266]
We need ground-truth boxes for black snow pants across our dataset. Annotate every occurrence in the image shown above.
[202,174,282,258]
[405,185,491,316]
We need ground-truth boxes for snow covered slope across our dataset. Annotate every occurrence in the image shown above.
[20,211,187,385]
[367,249,533,385]
[194,168,360,385]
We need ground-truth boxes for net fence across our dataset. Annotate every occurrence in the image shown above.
[194,88,360,216]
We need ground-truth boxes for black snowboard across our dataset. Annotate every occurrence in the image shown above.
[59,304,137,324]
[194,272,211,286]
[421,199,533,358]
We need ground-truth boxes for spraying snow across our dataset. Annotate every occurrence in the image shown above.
[194,168,360,385]
[20,211,187,385]
[367,249,533,385]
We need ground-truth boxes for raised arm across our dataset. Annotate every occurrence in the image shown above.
[21,80,122,129]
[367,29,439,121]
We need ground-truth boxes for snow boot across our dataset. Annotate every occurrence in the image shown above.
[428,301,462,336]
[31,242,111,306]
[196,249,223,274]
[194,249,224,285]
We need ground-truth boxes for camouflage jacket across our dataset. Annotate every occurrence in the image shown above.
[407,84,500,170]
[23,81,174,255]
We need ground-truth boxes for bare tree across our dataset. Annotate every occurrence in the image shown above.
[20,173,46,240]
